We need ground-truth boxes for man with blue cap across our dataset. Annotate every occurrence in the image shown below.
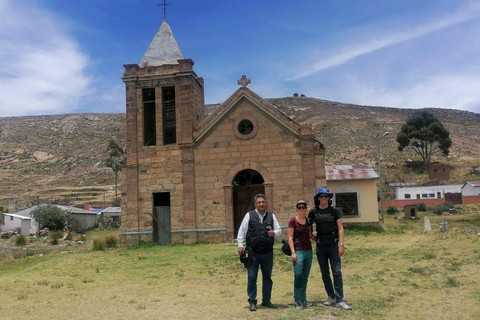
[308,188,352,310]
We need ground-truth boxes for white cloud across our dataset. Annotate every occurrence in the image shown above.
[0,0,91,117]
[286,1,480,81]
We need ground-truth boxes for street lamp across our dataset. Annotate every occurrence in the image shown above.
[374,131,389,223]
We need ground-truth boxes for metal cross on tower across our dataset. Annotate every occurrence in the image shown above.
[158,0,172,20]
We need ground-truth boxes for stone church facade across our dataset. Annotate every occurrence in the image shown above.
[120,20,326,246]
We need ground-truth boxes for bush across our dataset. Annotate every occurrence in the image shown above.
[386,205,398,215]
[64,231,74,241]
[433,204,449,215]
[105,234,119,248]
[14,235,27,246]
[92,238,106,251]
[92,234,119,251]
[416,202,427,212]
[31,205,67,231]
[67,216,86,234]
[49,231,63,245]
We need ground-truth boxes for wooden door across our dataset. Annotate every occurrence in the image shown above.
[233,184,264,238]
[153,206,171,245]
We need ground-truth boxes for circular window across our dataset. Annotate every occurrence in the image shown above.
[234,115,258,140]
[238,119,254,135]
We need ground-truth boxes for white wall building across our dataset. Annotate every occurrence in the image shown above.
[462,181,480,196]
[395,184,463,200]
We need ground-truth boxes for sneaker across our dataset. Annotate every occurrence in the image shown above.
[261,301,277,309]
[295,301,304,309]
[249,302,257,312]
[322,297,336,306]
[336,301,352,310]
[303,300,313,308]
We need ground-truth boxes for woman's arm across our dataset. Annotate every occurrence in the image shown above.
[287,226,297,261]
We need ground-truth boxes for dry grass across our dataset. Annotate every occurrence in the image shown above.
[0,211,479,320]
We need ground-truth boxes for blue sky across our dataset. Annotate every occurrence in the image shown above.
[1,0,479,117]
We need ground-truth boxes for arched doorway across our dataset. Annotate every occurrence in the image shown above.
[233,169,265,237]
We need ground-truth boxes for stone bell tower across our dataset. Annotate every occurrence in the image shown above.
[120,17,204,246]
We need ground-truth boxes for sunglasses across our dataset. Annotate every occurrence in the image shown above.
[318,195,330,198]
[297,206,307,209]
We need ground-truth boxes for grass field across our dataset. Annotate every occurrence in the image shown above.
[1,209,479,320]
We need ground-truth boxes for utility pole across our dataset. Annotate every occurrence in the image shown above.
[374,132,389,223]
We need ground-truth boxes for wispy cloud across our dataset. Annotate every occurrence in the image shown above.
[0,0,91,117]
[287,2,480,81]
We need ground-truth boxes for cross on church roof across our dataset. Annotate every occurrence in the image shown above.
[238,75,251,88]
[158,0,172,20]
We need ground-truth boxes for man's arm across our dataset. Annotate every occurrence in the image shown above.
[236,213,250,254]
[270,213,282,237]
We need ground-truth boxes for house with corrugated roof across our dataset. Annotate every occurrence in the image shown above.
[462,181,480,204]
[99,207,121,227]
[325,165,379,224]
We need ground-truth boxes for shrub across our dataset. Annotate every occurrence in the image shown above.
[433,204,449,215]
[49,231,63,245]
[64,231,74,241]
[105,234,119,248]
[92,234,119,251]
[386,205,398,215]
[92,238,106,251]
[416,202,427,212]
[14,235,27,246]
[67,216,86,234]
[31,205,67,231]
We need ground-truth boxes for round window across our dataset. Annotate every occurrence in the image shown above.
[238,119,254,136]
[234,115,258,140]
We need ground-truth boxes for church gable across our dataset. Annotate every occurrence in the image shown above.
[194,87,302,145]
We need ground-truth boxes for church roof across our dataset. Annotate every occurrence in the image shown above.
[140,19,184,67]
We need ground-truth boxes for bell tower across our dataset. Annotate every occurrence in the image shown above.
[120,11,204,245]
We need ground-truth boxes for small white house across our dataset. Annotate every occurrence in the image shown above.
[462,181,480,204]
[462,181,480,196]
[1,206,38,235]
[2,213,33,236]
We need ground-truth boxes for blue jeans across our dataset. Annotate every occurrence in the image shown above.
[247,251,273,304]
[316,244,344,302]
[293,250,313,302]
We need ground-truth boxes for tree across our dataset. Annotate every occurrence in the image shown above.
[31,204,67,231]
[105,139,126,200]
[396,111,452,169]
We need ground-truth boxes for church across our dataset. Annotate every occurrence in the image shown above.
[120,18,328,246]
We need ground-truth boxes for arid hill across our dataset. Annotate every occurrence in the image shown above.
[1,97,479,210]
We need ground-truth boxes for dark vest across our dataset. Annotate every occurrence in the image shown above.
[309,206,339,246]
[246,210,275,253]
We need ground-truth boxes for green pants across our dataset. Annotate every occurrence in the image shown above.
[293,249,313,302]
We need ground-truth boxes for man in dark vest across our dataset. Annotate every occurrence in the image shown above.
[308,188,352,310]
[237,194,282,312]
